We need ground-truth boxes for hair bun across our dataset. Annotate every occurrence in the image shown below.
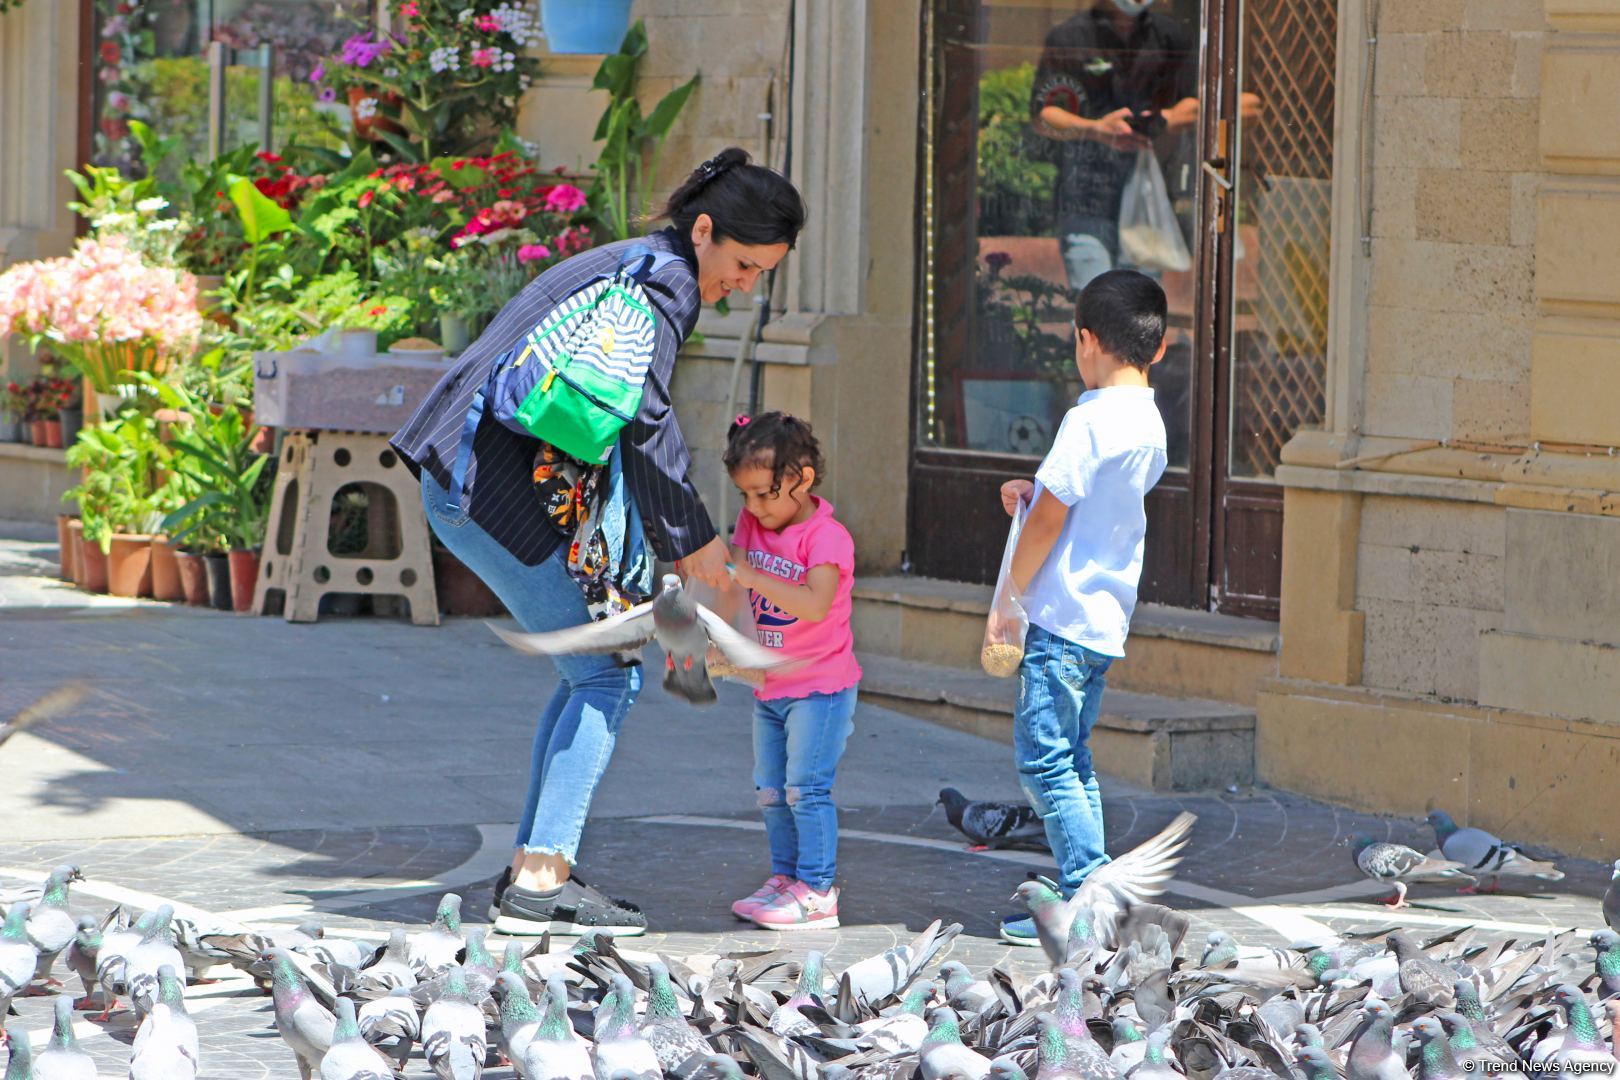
[696,147,751,187]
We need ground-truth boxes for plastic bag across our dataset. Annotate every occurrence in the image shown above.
[982,498,1031,678]
[1118,148,1192,273]
[687,573,769,689]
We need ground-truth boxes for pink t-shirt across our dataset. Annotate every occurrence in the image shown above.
[733,496,863,701]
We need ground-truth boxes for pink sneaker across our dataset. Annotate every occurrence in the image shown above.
[748,880,840,930]
[731,874,794,920]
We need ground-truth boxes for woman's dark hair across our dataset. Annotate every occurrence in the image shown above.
[723,411,824,495]
[657,147,806,248]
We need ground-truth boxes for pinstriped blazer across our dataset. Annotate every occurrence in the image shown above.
[390,227,717,566]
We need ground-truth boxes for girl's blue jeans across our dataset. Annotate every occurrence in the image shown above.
[1014,624,1114,895]
[421,469,640,863]
[752,687,858,892]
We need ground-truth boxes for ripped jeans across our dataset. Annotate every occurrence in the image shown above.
[1013,625,1114,895]
[752,687,858,892]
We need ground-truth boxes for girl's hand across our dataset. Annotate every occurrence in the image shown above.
[1000,479,1034,516]
[679,536,733,590]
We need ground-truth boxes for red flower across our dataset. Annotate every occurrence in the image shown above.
[99,40,121,64]
[358,189,375,208]
[394,174,416,192]
[256,151,283,164]
[367,305,388,317]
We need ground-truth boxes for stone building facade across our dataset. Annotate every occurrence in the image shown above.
[1,0,1615,857]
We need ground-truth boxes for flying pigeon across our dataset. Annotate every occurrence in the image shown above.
[1425,810,1564,891]
[1013,811,1197,967]
[1603,859,1619,932]
[0,684,87,753]
[490,574,790,705]
[1347,835,1474,908]
[937,788,1048,851]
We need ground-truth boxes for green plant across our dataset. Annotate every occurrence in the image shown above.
[63,408,171,551]
[152,378,269,553]
[976,254,1074,379]
[977,63,1057,237]
[587,21,699,243]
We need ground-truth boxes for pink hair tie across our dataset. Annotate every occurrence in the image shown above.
[734,414,750,427]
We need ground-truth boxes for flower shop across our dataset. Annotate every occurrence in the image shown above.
[0,0,687,619]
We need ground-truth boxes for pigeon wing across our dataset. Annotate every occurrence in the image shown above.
[693,604,793,670]
[488,603,657,656]
[1060,811,1197,946]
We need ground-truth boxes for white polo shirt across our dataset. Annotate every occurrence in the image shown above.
[1022,386,1168,657]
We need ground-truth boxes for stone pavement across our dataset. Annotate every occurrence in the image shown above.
[0,525,1614,1077]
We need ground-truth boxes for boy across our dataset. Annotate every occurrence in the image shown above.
[995,269,1169,944]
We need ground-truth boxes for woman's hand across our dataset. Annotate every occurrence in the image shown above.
[1001,479,1035,516]
[679,536,733,591]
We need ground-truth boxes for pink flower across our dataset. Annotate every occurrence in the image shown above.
[543,184,587,213]
[399,0,419,15]
[476,14,499,32]
[309,60,325,84]
[517,244,552,264]
[470,48,495,68]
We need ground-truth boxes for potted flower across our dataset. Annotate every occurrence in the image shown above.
[27,373,61,448]
[0,235,203,418]
[540,0,634,55]
[63,410,169,597]
[0,380,25,442]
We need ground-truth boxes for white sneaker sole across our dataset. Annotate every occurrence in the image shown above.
[999,927,1042,946]
[749,915,840,931]
[493,913,647,937]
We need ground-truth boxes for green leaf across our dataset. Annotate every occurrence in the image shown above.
[643,75,699,141]
[376,128,424,163]
[228,175,294,244]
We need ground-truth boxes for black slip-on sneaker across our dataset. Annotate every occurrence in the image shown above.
[493,878,647,937]
[486,866,513,921]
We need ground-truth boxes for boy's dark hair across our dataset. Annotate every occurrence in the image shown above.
[724,411,824,495]
[1074,269,1168,369]
[657,147,807,248]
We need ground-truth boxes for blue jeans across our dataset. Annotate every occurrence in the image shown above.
[752,687,858,892]
[421,469,641,862]
[1014,625,1114,895]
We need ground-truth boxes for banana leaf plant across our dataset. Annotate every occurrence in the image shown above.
[148,376,269,554]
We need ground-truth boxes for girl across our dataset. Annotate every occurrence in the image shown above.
[723,412,862,930]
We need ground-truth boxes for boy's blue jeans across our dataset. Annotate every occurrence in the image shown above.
[421,469,641,863]
[752,687,858,892]
[1014,625,1114,895]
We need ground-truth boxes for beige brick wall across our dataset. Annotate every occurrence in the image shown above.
[1355,496,1506,699]
[1364,4,1548,443]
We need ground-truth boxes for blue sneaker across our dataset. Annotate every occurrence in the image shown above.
[1000,914,1041,946]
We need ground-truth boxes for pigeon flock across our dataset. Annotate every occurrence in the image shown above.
[1,808,1619,1079]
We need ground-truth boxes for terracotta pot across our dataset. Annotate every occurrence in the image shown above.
[348,86,405,142]
[106,533,154,598]
[43,419,63,449]
[250,424,275,455]
[204,553,233,611]
[150,537,185,602]
[78,533,109,594]
[432,546,505,617]
[227,548,260,613]
[175,548,209,606]
[59,406,83,448]
[55,515,76,581]
[30,419,46,446]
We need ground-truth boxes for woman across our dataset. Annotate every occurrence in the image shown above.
[391,148,806,935]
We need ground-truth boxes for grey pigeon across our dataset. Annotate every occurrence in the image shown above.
[1591,930,1620,998]
[1050,970,1117,1080]
[1434,1012,1514,1075]
[1450,980,1516,1068]
[463,929,498,984]
[835,921,960,1021]
[0,903,39,1040]
[32,996,94,1080]
[93,909,150,1019]
[357,929,417,992]
[125,905,184,1019]
[150,966,198,1067]
[357,986,419,1073]
[1014,812,1197,966]
[1108,1019,1148,1074]
[490,574,788,705]
[3,1039,32,1080]
[919,1009,990,1080]
[1345,998,1406,1080]
[1426,811,1564,890]
[410,893,466,976]
[1124,1031,1178,1080]
[421,964,488,1080]
[0,684,86,753]
[268,947,337,1080]
[1604,860,1619,933]
[65,917,100,1009]
[937,788,1048,851]
[522,975,592,1080]
[642,962,710,1080]
[1388,932,1460,1007]
[591,975,660,1080]
[1409,1017,1463,1080]
[299,935,372,974]
[851,980,934,1055]
[940,962,998,1016]
[319,996,395,1080]
[127,1002,198,1080]
[24,867,81,986]
[1348,835,1474,909]
[1295,1046,1341,1080]
[768,951,823,1037]
[990,1061,1029,1080]
[1546,985,1611,1068]
[1033,1014,1082,1080]
[496,972,542,1077]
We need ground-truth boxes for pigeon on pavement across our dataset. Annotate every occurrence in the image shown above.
[268,947,337,1079]
[410,893,467,977]
[1425,811,1564,892]
[490,574,789,705]
[1348,835,1474,908]
[523,975,593,1080]
[0,904,39,1042]
[32,996,94,1080]
[421,964,489,1080]
[918,1010,990,1080]
[937,789,1048,851]
[23,867,80,988]
[590,975,660,1080]
[320,996,396,1080]
[127,1002,199,1080]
